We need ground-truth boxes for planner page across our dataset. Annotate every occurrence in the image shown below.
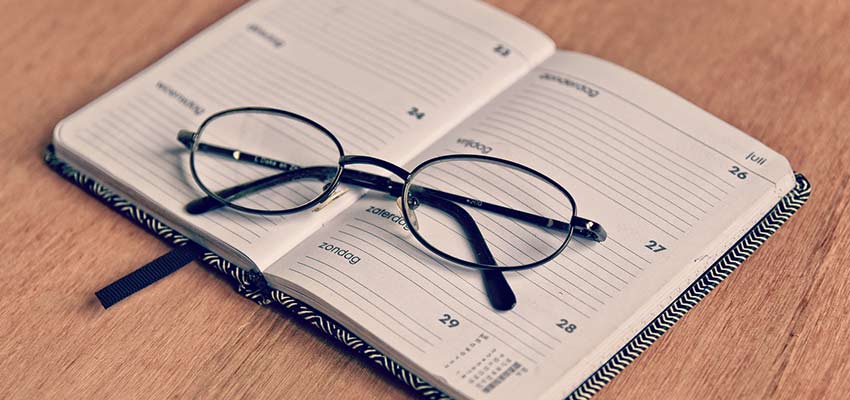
[53,0,554,270]
[265,51,797,400]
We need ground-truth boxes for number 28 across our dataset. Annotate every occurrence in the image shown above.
[556,319,576,333]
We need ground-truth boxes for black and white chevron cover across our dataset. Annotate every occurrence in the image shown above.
[565,173,810,400]
[44,145,810,400]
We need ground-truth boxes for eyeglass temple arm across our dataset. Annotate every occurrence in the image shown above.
[179,132,606,242]
[416,193,516,310]
[178,130,302,172]
[184,166,338,215]
[410,185,606,242]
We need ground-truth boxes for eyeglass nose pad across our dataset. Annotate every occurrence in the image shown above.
[313,188,348,212]
[396,196,419,231]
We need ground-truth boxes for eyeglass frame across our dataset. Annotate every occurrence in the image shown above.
[179,106,606,310]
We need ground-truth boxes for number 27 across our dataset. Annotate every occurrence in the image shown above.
[645,240,666,252]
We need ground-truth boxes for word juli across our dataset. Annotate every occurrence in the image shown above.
[745,151,767,165]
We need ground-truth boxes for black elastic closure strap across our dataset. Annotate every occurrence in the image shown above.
[95,242,206,309]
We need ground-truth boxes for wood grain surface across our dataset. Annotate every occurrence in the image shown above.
[1,1,848,399]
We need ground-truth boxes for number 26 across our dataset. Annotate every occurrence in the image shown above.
[729,165,748,180]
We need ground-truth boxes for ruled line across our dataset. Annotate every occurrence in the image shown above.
[472,126,683,239]
[337,221,565,345]
[289,268,428,352]
[295,258,439,345]
[333,221,550,362]
[503,97,718,208]
[520,86,728,199]
[537,67,775,184]
[415,170,632,289]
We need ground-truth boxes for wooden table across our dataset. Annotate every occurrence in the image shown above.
[2,1,848,398]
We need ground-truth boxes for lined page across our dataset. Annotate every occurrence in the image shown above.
[54,0,554,269]
[266,51,796,400]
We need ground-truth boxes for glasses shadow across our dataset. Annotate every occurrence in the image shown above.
[163,146,207,198]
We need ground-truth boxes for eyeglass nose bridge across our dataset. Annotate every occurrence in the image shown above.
[339,155,410,181]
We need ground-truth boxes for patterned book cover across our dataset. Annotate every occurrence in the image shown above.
[44,145,810,400]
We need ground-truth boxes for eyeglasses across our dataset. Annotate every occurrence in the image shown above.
[178,107,606,311]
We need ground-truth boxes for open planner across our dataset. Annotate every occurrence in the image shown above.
[49,1,810,399]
